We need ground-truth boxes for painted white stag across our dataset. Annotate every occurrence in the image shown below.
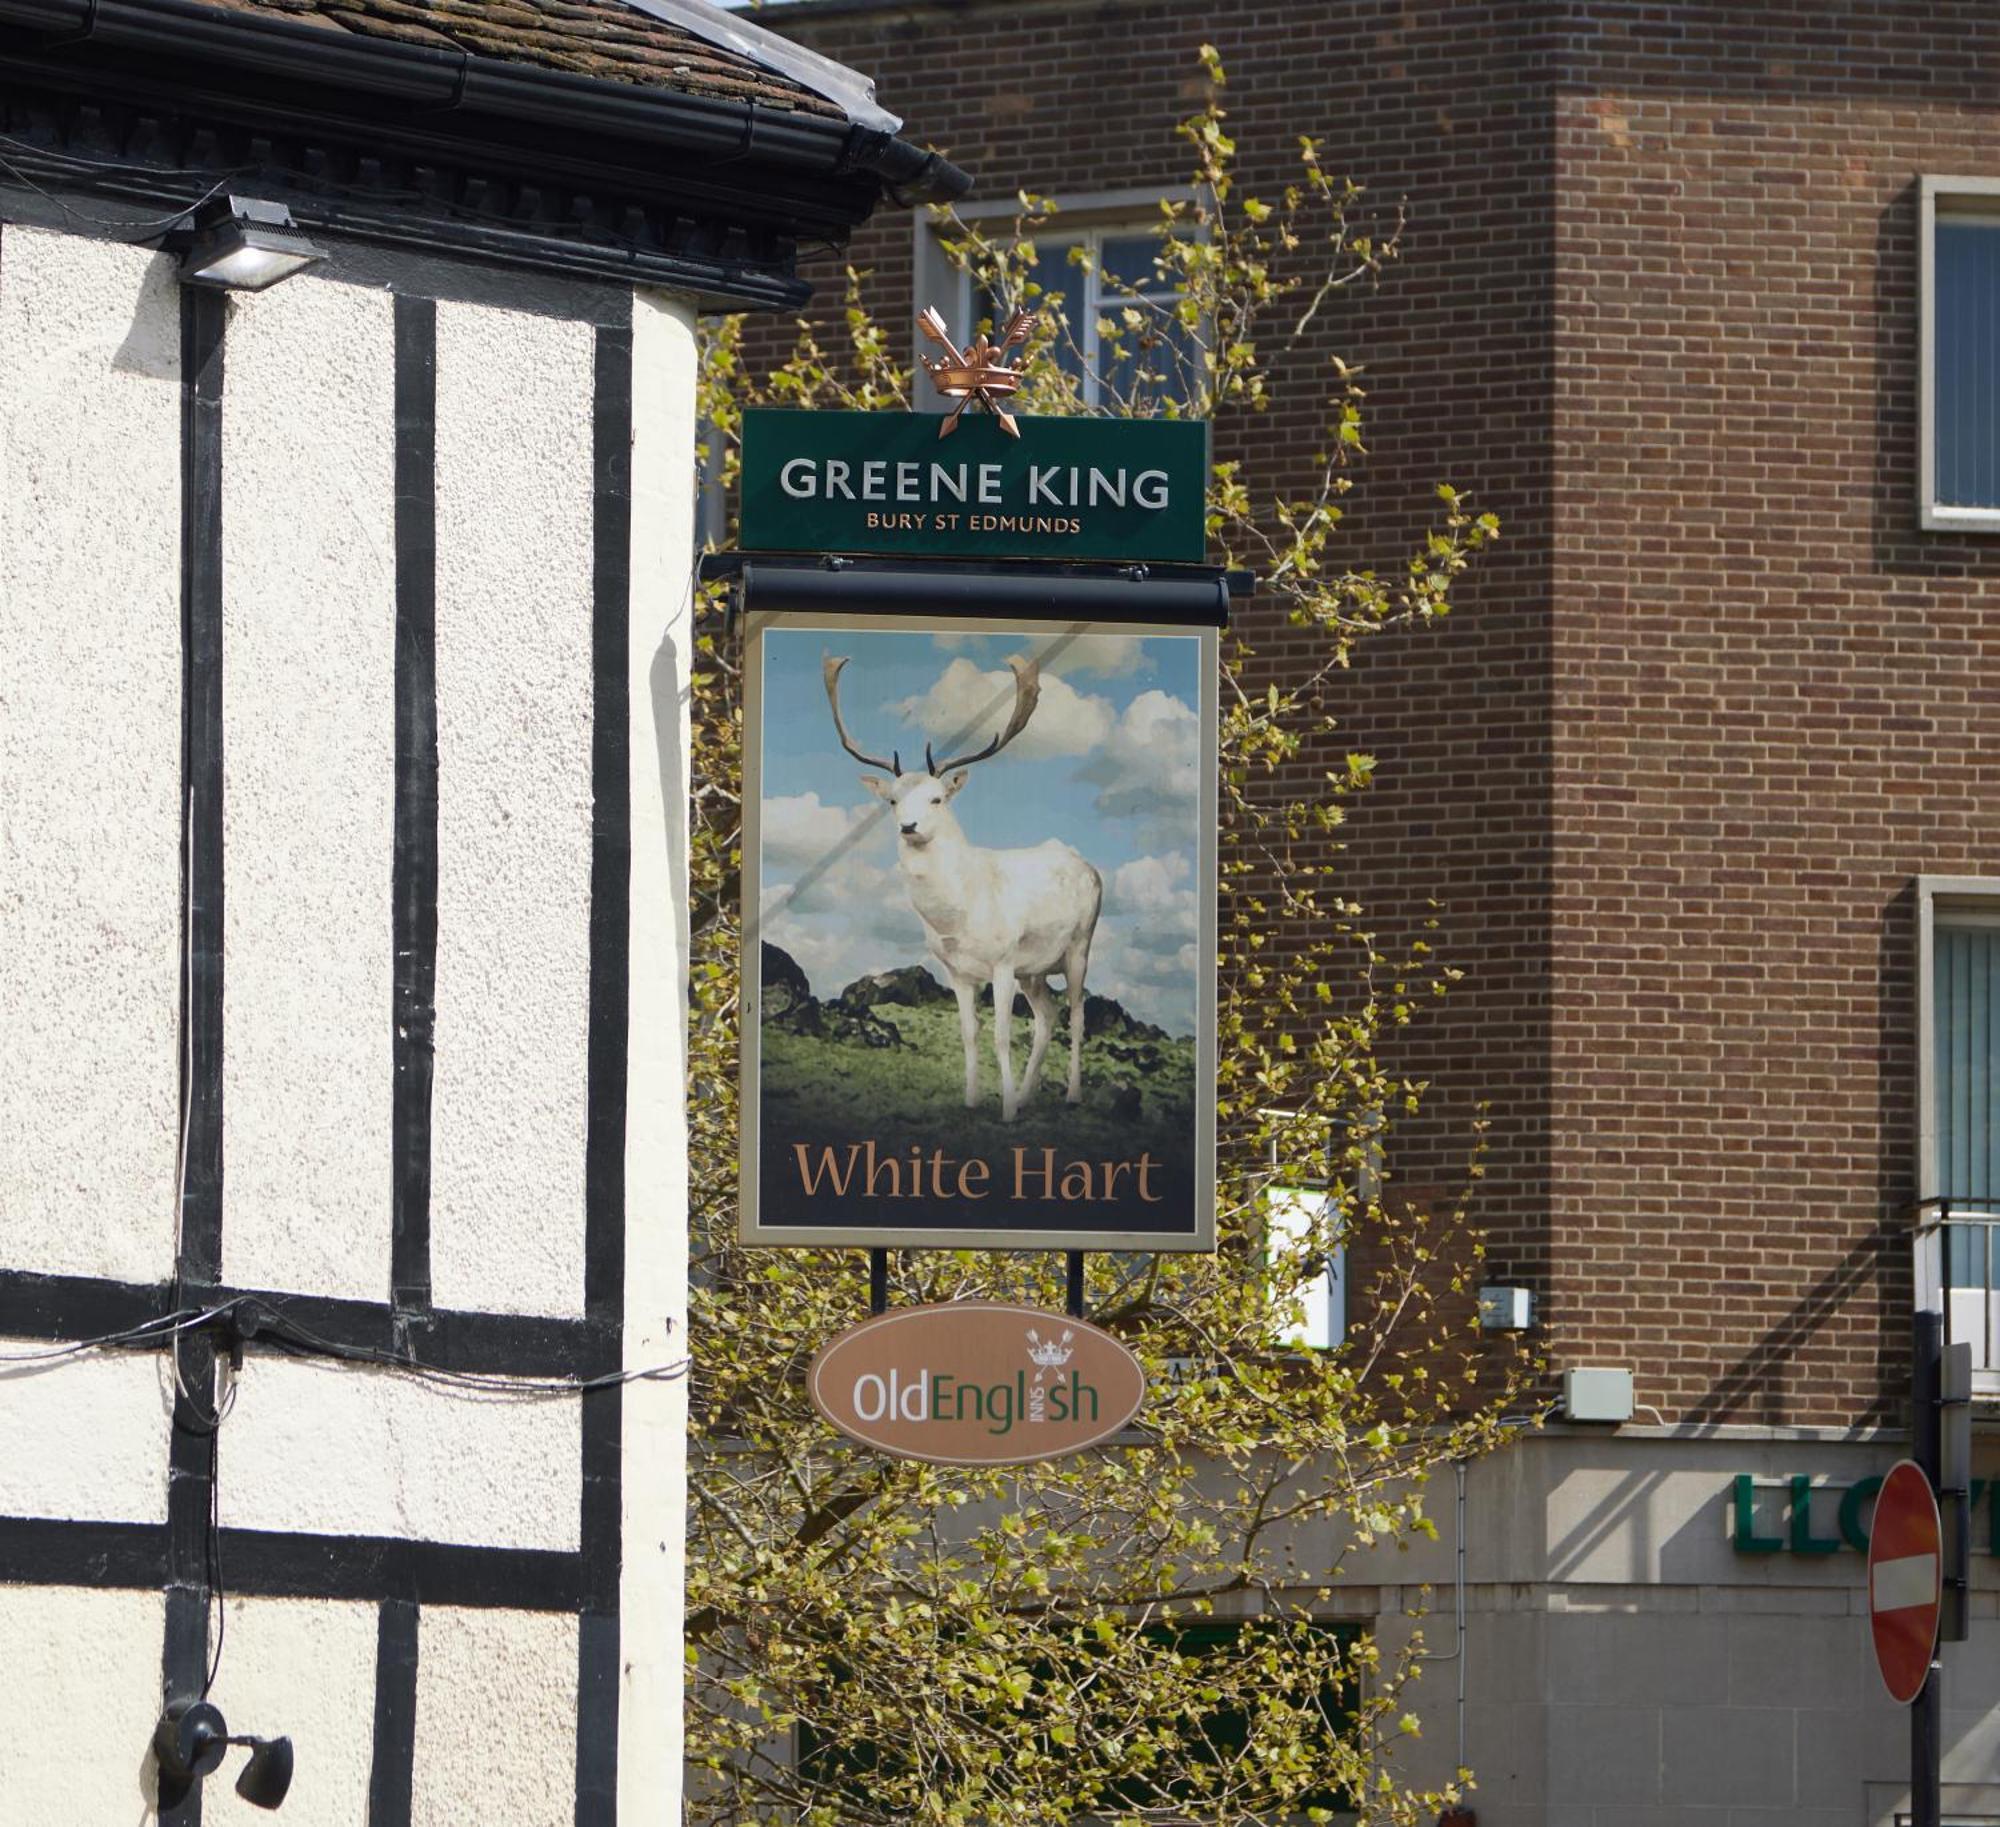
[825,653,1103,1121]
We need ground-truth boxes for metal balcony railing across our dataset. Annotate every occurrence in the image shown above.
[1911,1198,2000,1392]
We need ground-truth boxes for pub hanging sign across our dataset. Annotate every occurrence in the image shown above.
[739,606,1218,1251]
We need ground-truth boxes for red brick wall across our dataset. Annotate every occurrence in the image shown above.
[1545,3,2000,1420]
[757,0,2000,1425]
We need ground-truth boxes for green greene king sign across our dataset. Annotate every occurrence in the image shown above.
[739,408,1208,564]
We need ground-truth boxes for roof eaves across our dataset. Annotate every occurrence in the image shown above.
[0,0,973,200]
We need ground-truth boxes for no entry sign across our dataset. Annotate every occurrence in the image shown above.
[1868,1458,1942,1704]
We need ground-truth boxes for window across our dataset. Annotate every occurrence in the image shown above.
[913,187,1200,413]
[1265,1184,1348,1351]
[1919,178,2000,530]
[1916,878,2000,1381]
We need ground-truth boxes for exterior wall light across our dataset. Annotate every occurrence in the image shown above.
[179,195,326,292]
[154,1699,295,1811]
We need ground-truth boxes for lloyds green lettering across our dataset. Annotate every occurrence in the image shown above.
[1788,1475,1841,1555]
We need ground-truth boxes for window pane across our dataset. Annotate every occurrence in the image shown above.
[1935,924,2000,1207]
[1935,220,2000,508]
[1099,314,1198,408]
[1100,232,1180,294]
[979,250,1086,389]
[1945,1222,1988,1290]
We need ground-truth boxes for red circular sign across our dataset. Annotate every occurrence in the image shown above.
[1867,1459,1941,1705]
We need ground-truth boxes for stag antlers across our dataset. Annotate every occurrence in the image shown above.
[927,656,1041,775]
[822,655,901,775]
[822,652,1041,779]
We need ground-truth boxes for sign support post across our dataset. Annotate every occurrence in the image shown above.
[1912,1309,1943,1827]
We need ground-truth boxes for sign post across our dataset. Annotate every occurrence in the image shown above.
[1894,1308,1947,1827]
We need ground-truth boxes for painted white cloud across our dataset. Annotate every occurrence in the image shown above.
[1078,688,1200,837]
[1108,849,1191,915]
[760,791,871,872]
[1091,847,1200,1031]
[894,657,1113,762]
[1085,916,1197,1035]
[933,629,1154,679]
[756,789,928,999]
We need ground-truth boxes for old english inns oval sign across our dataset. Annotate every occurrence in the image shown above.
[809,1302,1146,1465]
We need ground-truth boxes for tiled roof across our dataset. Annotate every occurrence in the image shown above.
[197,0,846,117]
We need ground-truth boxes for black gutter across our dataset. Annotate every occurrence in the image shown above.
[709,553,1246,627]
[0,0,971,204]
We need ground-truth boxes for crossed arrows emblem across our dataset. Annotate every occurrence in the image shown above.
[917,306,1036,438]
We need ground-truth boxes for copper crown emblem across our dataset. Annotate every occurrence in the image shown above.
[918,305,1036,439]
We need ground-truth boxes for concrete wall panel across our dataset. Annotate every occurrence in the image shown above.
[428,299,595,1318]
[203,1596,379,1827]
[219,1356,580,1551]
[412,1605,579,1826]
[0,227,182,1283]
[0,1341,170,1520]
[221,278,397,1303]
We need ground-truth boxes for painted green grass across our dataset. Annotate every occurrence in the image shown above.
[761,999,1196,1168]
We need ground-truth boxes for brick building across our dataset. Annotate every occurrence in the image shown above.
[751,2,2000,1819]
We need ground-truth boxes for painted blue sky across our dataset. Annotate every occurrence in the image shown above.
[756,624,1203,1032]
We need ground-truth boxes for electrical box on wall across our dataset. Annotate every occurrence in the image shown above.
[1562,1367,1634,1424]
[1477,1285,1533,1330]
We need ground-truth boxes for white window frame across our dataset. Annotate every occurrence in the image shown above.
[1263,1185,1348,1353]
[911,186,1200,413]
[1915,874,2000,1392]
[1918,176,2000,531]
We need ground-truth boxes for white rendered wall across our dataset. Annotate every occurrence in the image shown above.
[620,287,698,1822]
[0,1585,166,1820]
[220,277,397,1303]
[219,1356,580,1551]
[0,1340,170,1520]
[412,1605,580,1826]
[428,299,596,1319]
[0,228,182,1284]
[0,236,698,1825]
[202,1596,379,1827]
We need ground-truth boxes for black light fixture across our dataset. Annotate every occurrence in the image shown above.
[154,1699,295,1812]
[235,1734,296,1809]
[179,195,326,293]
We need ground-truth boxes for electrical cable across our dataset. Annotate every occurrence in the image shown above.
[1,1295,688,1395]
[252,1304,690,1397]
[0,150,239,234]
[0,1302,218,1362]
[203,1418,226,1698]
